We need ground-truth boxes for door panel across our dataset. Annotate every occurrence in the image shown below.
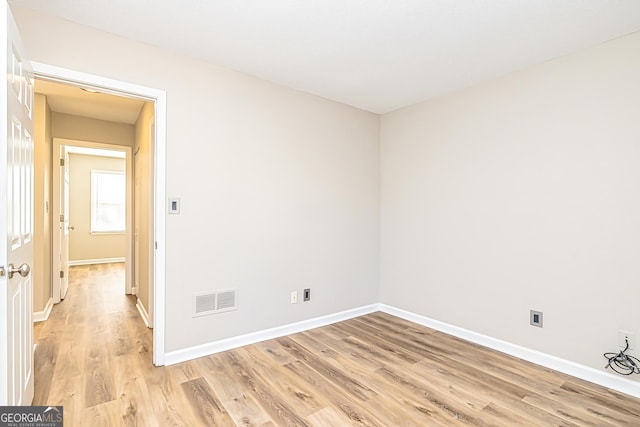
[1,5,35,405]
[134,150,140,295]
[60,148,69,299]
[52,145,69,302]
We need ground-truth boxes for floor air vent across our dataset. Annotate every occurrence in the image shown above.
[193,289,238,317]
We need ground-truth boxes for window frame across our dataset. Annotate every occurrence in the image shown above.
[90,169,126,234]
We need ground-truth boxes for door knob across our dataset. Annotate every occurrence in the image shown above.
[68,225,75,230]
[7,263,30,279]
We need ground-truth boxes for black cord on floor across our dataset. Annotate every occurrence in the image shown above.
[604,338,640,375]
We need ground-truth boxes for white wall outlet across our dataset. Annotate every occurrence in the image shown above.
[619,330,635,351]
[290,291,298,304]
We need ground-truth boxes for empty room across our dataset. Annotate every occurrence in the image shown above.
[2,0,640,425]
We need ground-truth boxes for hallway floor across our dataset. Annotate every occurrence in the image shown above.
[33,263,153,423]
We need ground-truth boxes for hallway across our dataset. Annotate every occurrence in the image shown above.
[33,263,152,423]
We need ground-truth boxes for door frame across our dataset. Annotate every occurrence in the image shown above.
[33,62,167,366]
[52,140,134,300]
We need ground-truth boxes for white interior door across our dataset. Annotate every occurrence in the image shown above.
[134,150,140,295]
[0,5,35,405]
[60,148,70,299]
[52,144,70,302]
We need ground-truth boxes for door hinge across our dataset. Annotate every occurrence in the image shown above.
[155,241,157,250]
[59,270,64,279]
[60,158,65,166]
[59,214,64,222]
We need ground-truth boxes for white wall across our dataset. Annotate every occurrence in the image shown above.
[52,112,134,147]
[134,102,154,317]
[380,32,640,379]
[12,6,380,352]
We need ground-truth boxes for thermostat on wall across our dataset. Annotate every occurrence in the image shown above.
[168,197,180,214]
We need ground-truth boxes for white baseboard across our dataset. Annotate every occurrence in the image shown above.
[164,304,379,366]
[69,257,125,266]
[136,298,152,328]
[379,304,640,399]
[33,298,53,322]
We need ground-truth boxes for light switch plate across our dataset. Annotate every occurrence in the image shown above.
[168,197,180,214]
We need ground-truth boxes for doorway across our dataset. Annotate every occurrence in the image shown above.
[32,63,166,366]
[52,141,133,301]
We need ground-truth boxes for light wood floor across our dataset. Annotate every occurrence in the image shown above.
[34,263,640,426]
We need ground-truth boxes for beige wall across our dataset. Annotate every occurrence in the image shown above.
[33,94,52,313]
[380,32,640,379]
[13,6,381,352]
[134,102,154,317]
[68,154,126,262]
[52,112,134,147]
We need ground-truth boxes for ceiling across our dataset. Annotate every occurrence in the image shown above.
[16,0,640,114]
[35,79,145,124]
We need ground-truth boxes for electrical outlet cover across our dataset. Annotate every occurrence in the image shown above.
[530,310,543,328]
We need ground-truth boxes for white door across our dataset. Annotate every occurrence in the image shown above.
[134,150,140,295]
[0,5,35,405]
[60,148,70,299]
[52,144,70,302]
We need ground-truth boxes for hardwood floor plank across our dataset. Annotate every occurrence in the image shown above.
[237,345,331,418]
[307,407,359,427]
[373,364,494,426]
[32,336,58,404]
[522,393,618,426]
[83,399,123,427]
[253,339,298,365]
[181,377,236,426]
[33,263,640,426]
[305,328,385,372]
[560,379,640,416]
[222,392,276,426]
[111,352,158,427]
[193,354,249,402]
[283,360,387,426]
[221,350,311,426]
[84,331,117,408]
[168,360,201,384]
[144,364,203,426]
[479,402,543,426]
[328,321,423,364]
[109,312,134,357]
[41,373,84,424]
[318,351,457,426]
[551,380,640,425]
[410,358,576,426]
[51,324,86,379]
[278,335,378,402]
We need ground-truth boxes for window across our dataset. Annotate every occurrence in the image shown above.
[91,170,125,233]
